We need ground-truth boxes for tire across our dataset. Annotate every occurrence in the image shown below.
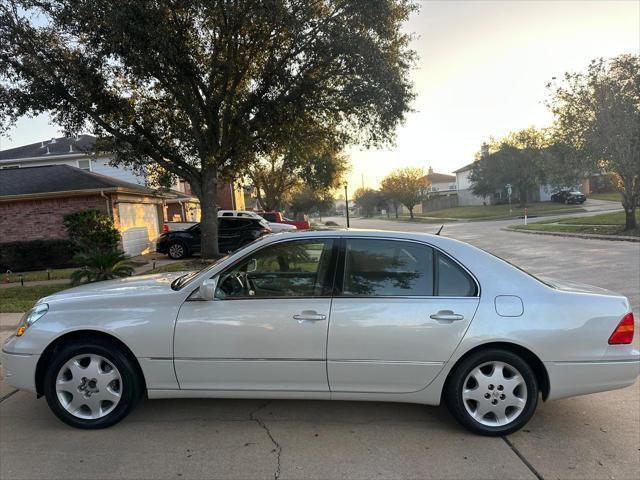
[43,338,143,429]
[167,241,188,259]
[444,349,539,436]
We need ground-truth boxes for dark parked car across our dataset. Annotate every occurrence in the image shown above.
[156,217,271,259]
[551,189,587,204]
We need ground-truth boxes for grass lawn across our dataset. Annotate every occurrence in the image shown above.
[397,202,585,221]
[4,267,77,284]
[512,210,640,237]
[0,284,70,313]
[146,259,216,273]
[588,192,622,202]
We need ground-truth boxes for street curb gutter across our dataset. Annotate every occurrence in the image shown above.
[503,227,639,242]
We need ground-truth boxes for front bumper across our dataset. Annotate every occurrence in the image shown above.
[1,346,39,393]
[545,358,640,401]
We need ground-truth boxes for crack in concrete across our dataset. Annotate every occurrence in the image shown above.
[249,401,282,480]
[502,436,544,480]
[0,389,18,403]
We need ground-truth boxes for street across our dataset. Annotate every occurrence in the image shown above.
[1,215,639,480]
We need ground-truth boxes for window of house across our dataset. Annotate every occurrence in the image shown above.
[77,159,91,171]
[216,239,335,299]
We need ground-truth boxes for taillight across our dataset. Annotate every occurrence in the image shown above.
[608,312,634,345]
[162,224,169,233]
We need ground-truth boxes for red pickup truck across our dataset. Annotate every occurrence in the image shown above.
[259,211,310,230]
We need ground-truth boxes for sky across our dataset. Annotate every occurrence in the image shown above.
[1,0,639,189]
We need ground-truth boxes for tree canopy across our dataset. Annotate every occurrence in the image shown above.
[248,133,348,211]
[0,0,416,256]
[380,167,427,218]
[469,128,550,206]
[547,54,640,230]
[353,187,386,218]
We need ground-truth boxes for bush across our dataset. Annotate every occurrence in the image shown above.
[0,239,77,272]
[63,209,120,253]
[70,250,135,285]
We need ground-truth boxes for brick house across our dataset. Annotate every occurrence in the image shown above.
[0,165,172,256]
[0,135,246,221]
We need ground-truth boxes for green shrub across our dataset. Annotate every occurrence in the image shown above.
[70,250,135,285]
[0,239,77,272]
[63,209,120,253]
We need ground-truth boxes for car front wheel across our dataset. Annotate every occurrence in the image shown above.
[168,241,188,259]
[445,349,539,436]
[43,339,142,429]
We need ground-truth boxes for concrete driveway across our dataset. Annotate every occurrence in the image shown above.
[1,212,639,480]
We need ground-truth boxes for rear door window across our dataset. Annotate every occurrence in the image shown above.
[343,239,434,296]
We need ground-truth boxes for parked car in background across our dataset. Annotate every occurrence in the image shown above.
[259,211,310,230]
[156,217,271,259]
[551,190,587,204]
[4,230,637,434]
[217,210,297,233]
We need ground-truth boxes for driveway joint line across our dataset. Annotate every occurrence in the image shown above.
[0,389,18,403]
[502,436,544,480]
[249,400,282,480]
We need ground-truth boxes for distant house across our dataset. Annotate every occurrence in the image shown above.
[453,161,552,206]
[0,135,245,219]
[423,167,457,194]
[0,165,172,256]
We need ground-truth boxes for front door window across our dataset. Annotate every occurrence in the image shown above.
[216,239,335,299]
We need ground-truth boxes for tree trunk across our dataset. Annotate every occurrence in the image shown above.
[199,180,220,259]
[622,193,638,230]
[394,204,398,218]
[408,206,414,219]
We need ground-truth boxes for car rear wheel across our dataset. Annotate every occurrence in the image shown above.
[43,339,142,429]
[168,241,188,259]
[445,349,538,436]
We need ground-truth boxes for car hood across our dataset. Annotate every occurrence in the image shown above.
[539,276,620,296]
[39,272,187,304]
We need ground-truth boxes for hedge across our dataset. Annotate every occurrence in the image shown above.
[0,239,78,272]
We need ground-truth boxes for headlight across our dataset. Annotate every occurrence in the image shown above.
[16,303,49,337]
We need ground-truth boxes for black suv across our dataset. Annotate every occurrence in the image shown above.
[156,217,271,259]
[551,189,587,204]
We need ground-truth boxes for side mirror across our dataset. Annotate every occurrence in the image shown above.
[200,277,219,301]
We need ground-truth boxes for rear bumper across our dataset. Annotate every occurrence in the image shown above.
[545,358,640,401]
[1,348,39,393]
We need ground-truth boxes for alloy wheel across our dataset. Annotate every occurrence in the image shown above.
[461,361,527,427]
[55,354,123,420]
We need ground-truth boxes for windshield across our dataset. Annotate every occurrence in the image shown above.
[170,236,269,290]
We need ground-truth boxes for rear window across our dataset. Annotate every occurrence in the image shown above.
[261,213,277,222]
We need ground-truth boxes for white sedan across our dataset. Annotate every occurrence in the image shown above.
[2,230,638,434]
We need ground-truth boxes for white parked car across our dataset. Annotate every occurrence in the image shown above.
[2,230,638,434]
[217,210,296,233]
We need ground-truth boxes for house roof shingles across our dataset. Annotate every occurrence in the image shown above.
[426,172,455,183]
[453,162,477,174]
[0,135,96,161]
[0,164,161,198]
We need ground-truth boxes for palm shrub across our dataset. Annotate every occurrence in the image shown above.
[70,250,135,286]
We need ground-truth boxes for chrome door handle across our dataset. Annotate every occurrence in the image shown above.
[293,310,327,322]
[430,310,464,322]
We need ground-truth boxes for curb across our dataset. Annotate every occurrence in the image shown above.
[503,227,640,242]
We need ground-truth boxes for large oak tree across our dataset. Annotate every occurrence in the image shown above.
[0,0,416,257]
[547,54,640,230]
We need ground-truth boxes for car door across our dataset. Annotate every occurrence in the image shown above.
[174,237,337,392]
[327,238,480,394]
[217,218,242,252]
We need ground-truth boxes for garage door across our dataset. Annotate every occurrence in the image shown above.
[117,203,160,256]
